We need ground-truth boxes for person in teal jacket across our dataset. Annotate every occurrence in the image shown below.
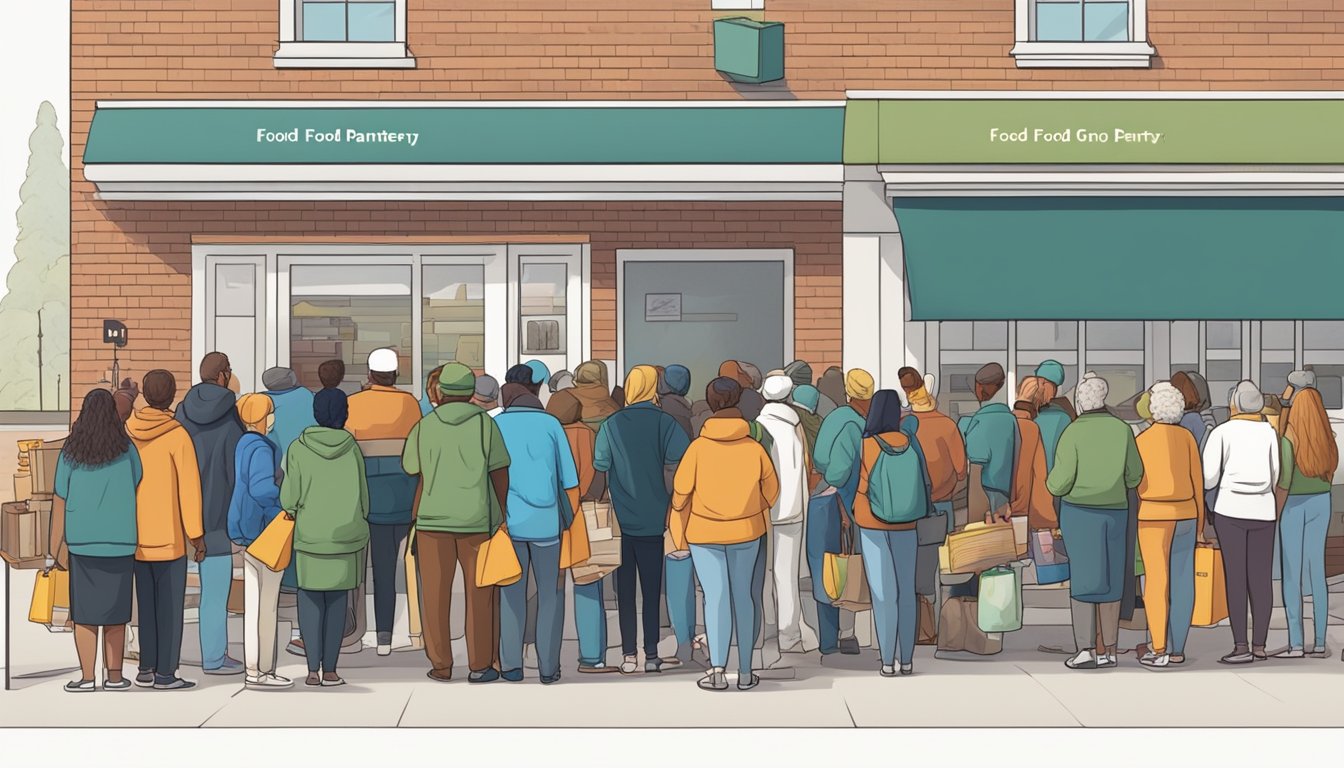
[1033,360,1073,472]
[811,368,875,513]
[959,362,1016,523]
[261,367,315,462]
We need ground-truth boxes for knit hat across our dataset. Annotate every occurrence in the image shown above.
[474,374,500,402]
[762,375,794,403]
[791,385,820,414]
[437,363,477,397]
[261,366,299,392]
[1034,360,1066,388]
[659,364,691,398]
[237,393,274,430]
[549,370,574,393]
[1231,380,1265,415]
[313,388,349,430]
[783,360,813,389]
[844,368,875,401]
[524,360,551,387]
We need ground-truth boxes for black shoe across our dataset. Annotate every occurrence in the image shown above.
[838,637,861,655]
[540,672,561,685]
[645,658,663,674]
[152,677,196,691]
[134,671,156,688]
[468,668,500,684]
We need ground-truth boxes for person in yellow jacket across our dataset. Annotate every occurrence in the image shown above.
[670,376,780,692]
[1135,381,1205,669]
[125,370,205,690]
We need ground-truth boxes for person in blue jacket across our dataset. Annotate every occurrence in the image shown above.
[228,393,291,689]
[261,367,316,462]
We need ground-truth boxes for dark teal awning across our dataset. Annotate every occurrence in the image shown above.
[894,197,1344,321]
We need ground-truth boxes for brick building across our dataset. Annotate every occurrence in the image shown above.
[72,1,1343,421]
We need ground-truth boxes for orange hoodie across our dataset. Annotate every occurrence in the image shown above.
[1012,409,1058,530]
[670,415,779,548]
[126,407,205,561]
[346,385,422,440]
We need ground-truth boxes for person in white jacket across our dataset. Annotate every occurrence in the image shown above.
[758,375,820,653]
[1202,380,1280,665]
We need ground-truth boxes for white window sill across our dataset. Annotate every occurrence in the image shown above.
[274,42,416,69]
[1010,41,1155,69]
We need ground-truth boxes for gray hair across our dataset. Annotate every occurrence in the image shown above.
[1231,380,1264,415]
[1149,382,1184,425]
[261,366,298,391]
[1075,374,1109,413]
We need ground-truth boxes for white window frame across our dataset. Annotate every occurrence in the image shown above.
[506,244,589,380]
[1011,0,1154,69]
[276,0,415,69]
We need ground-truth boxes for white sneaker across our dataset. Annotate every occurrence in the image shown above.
[377,644,392,657]
[1065,650,1099,669]
[245,673,294,689]
[1140,653,1170,668]
[1101,652,1117,667]
[620,655,639,675]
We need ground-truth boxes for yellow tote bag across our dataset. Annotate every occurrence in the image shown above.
[476,526,523,588]
[246,512,295,572]
[29,568,68,625]
[559,488,591,570]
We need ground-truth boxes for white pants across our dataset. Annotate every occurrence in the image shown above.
[770,522,818,652]
[243,552,283,677]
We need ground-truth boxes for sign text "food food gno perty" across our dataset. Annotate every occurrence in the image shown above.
[989,127,1164,145]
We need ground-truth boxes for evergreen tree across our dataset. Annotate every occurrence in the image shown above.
[0,101,70,410]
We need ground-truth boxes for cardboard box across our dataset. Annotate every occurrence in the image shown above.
[29,438,65,496]
[13,472,32,502]
[940,522,1017,575]
[2,500,50,566]
[227,577,245,614]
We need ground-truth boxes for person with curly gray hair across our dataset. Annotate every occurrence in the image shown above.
[1134,382,1205,668]
[1046,373,1144,670]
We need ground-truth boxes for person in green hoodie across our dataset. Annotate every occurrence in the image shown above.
[280,388,370,688]
[1047,373,1144,671]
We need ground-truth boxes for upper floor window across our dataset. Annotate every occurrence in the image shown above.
[712,1,766,8]
[1011,0,1154,69]
[275,0,415,69]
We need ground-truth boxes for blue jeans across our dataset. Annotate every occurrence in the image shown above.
[690,537,764,678]
[198,554,232,669]
[664,553,696,647]
[1167,519,1197,657]
[806,493,848,653]
[1281,493,1331,650]
[858,527,918,667]
[500,538,564,679]
[574,579,607,667]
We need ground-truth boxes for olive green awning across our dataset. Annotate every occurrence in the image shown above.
[893,197,1344,321]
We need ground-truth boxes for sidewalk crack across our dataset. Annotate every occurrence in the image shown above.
[1234,674,1284,704]
[842,698,858,728]
[1014,664,1084,727]
[198,687,244,728]
[396,689,415,727]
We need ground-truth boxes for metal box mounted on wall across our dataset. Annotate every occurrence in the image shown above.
[713,17,785,84]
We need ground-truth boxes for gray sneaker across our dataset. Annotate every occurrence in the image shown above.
[204,657,245,676]
[1308,645,1331,659]
[152,677,197,691]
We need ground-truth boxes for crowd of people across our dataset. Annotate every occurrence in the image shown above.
[47,348,1338,692]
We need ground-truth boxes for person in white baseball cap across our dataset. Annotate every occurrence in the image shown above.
[346,347,423,656]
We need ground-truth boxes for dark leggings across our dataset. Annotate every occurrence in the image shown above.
[368,523,411,637]
[617,535,665,657]
[1215,513,1275,650]
[297,589,348,674]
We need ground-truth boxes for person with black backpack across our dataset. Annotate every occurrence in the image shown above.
[854,389,935,677]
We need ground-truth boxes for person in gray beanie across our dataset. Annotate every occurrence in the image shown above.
[261,366,315,462]
[783,360,813,390]
[1202,380,1279,664]
[549,370,575,394]
[472,374,501,416]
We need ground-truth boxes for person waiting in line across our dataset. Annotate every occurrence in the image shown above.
[572,360,621,431]
[900,367,968,630]
[758,374,819,655]
[1047,373,1144,671]
[494,382,579,684]
[228,393,292,688]
[51,389,143,693]
[815,366,846,419]
[505,361,550,400]
[790,384,824,452]
[1134,382,1204,669]
[854,390,932,677]
[261,366,315,461]
[1274,386,1338,659]
[656,363,700,664]
[1170,372,1214,450]
[797,381,857,657]
[547,389,617,674]
[280,388,370,687]
[1276,369,1316,435]
[549,369,575,395]
[960,362,1017,526]
[346,348,421,656]
[1033,360,1074,472]
[1010,377,1058,533]
[719,361,765,422]
[123,370,204,691]
[671,377,779,692]
[176,352,246,676]
[403,363,511,684]
[593,366,691,673]
[470,373,502,416]
[658,364,695,440]
[405,365,446,651]
[1203,381,1280,665]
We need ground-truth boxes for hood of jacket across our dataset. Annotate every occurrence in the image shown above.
[571,383,619,420]
[872,430,912,455]
[177,382,238,427]
[298,426,357,460]
[431,400,488,427]
[126,407,184,441]
[700,417,750,443]
[758,401,801,428]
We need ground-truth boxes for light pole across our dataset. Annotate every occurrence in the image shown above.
[36,308,44,410]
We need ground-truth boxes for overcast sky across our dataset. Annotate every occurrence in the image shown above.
[0,4,69,301]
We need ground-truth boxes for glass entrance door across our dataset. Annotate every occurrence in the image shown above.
[508,244,585,380]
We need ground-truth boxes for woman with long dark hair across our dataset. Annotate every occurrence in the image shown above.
[50,388,144,692]
[1275,387,1339,658]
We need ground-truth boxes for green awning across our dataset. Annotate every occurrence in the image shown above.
[83,105,844,165]
[894,197,1344,321]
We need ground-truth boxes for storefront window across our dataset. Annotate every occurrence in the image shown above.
[1206,320,1243,407]
[289,264,412,392]
[519,263,568,356]
[214,264,259,395]
[1170,321,1198,378]
[1260,320,1296,397]
[1017,321,1078,396]
[422,265,485,374]
[1305,321,1344,410]
[1085,321,1143,405]
[940,321,1007,421]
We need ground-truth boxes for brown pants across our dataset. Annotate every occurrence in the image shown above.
[417,530,498,674]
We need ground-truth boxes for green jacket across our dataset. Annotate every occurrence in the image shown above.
[280,427,370,556]
[1046,411,1143,510]
[402,402,511,534]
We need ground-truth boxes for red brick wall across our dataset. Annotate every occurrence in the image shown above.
[70,201,842,403]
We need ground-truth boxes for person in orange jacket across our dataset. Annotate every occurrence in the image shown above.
[670,377,779,692]
[125,369,205,690]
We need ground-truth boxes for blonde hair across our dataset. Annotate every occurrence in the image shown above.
[1017,376,1048,410]
[236,393,274,432]
[1286,388,1339,482]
